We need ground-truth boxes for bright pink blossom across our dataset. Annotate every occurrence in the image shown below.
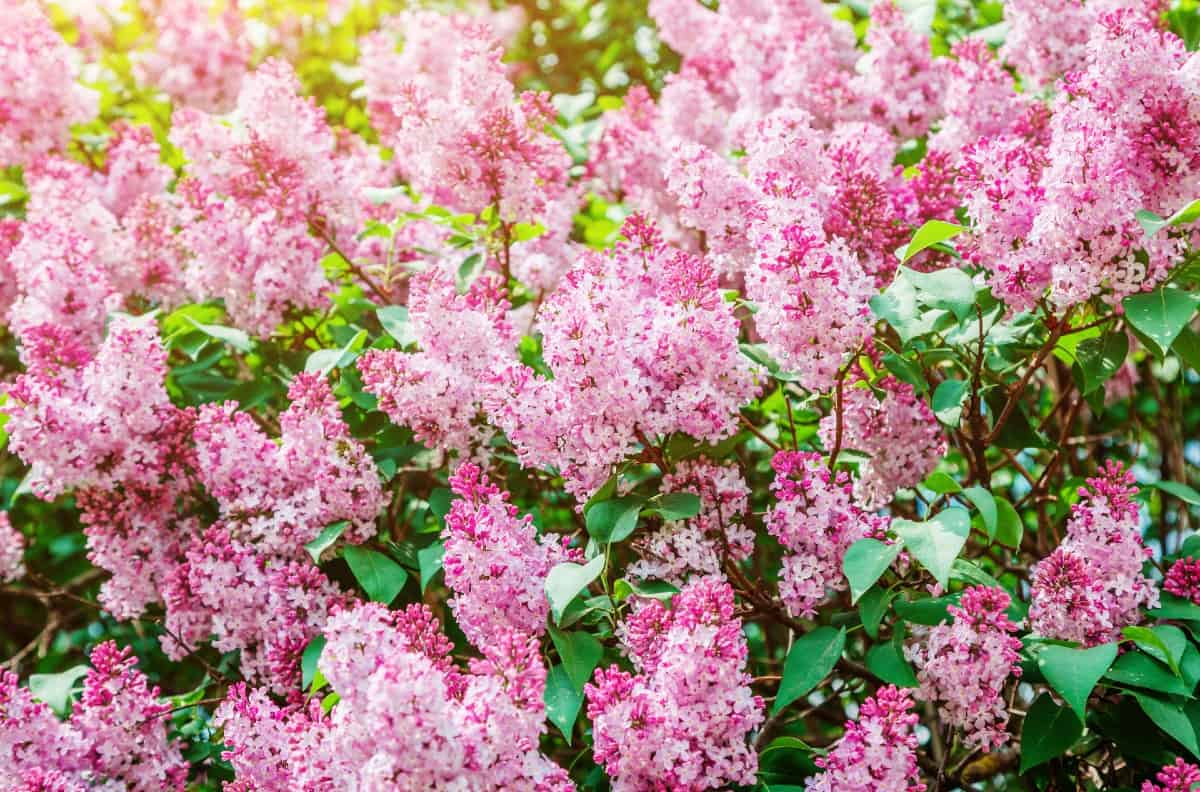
[805,685,926,792]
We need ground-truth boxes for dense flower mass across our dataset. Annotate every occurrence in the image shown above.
[765,450,888,617]
[0,641,187,790]
[586,577,763,790]
[1029,461,1158,646]
[3,0,1200,788]
[906,585,1023,752]
[805,685,926,792]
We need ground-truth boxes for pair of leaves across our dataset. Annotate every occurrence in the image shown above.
[844,510,974,603]
[585,492,701,544]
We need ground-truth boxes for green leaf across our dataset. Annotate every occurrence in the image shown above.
[548,626,604,692]
[931,379,969,426]
[1122,287,1200,358]
[545,555,606,625]
[376,305,417,346]
[1124,626,1182,676]
[585,495,645,544]
[866,642,919,688]
[428,488,453,521]
[903,266,978,322]
[301,635,326,691]
[773,627,846,715]
[652,492,702,521]
[894,593,960,625]
[343,546,408,605]
[1137,694,1200,758]
[1037,643,1118,721]
[544,665,583,744]
[843,539,903,604]
[305,328,367,375]
[1019,692,1085,773]
[417,542,445,593]
[613,578,678,603]
[923,471,962,494]
[898,220,966,263]
[994,496,1023,549]
[186,317,253,353]
[1174,326,1200,370]
[858,586,894,640]
[304,521,348,563]
[1151,594,1200,622]
[1106,652,1192,697]
[962,485,997,537]
[892,509,970,588]
[881,351,927,394]
[1153,480,1200,507]
[28,666,89,717]
[1139,199,1200,237]
[1074,331,1129,394]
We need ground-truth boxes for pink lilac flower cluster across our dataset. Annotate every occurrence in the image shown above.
[486,216,758,499]
[805,685,927,792]
[628,459,755,584]
[1165,557,1200,604]
[361,11,571,223]
[586,577,764,791]
[906,585,1023,752]
[4,317,383,691]
[765,451,888,618]
[1143,759,1200,792]
[0,641,188,790]
[134,0,252,113]
[0,512,25,583]
[819,377,946,508]
[4,127,181,345]
[442,462,578,646]
[1029,461,1159,646]
[358,270,517,454]
[172,58,393,336]
[216,602,573,789]
[0,1,97,168]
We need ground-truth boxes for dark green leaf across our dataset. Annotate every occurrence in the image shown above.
[1136,694,1200,758]
[343,546,408,605]
[843,539,902,604]
[301,635,326,691]
[586,495,645,544]
[1123,626,1182,676]
[1122,287,1200,358]
[1153,481,1200,507]
[1037,643,1118,720]
[866,642,919,688]
[305,521,348,563]
[773,627,846,715]
[1074,331,1128,394]
[931,379,968,427]
[545,555,605,625]
[858,586,894,640]
[548,626,604,691]
[652,492,702,521]
[544,665,583,744]
[1106,652,1192,697]
[892,509,970,588]
[994,496,1023,549]
[417,542,445,593]
[1019,693,1084,773]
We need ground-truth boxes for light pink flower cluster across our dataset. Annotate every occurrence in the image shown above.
[805,685,926,792]
[0,641,188,791]
[486,216,757,499]
[134,0,251,112]
[586,577,764,791]
[819,377,946,508]
[1143,759,1200,792]
[1165,557,1200,604]
[0,512,25,583]
[216,602,574,790]
[4,126,180,343]
[765,451,888,618]
[3,316,384,689]
[358,271,516,454]
[0,1,97,167]
[1030,461,1159,646]
[171,59,386,336]
[442,462,577,646]
[906,585,1023,752]
[629,459,754,584]
[360,11,570,223]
